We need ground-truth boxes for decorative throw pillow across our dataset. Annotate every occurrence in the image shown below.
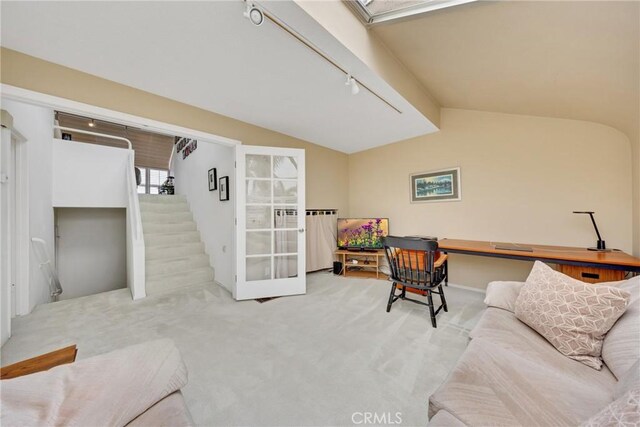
[514,261,630,370]
[580,388,640,427]
[484,281,525,313]
[602,276,640,379]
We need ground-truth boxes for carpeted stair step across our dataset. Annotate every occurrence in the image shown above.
[139,201,190,213]
[141,211,193,224]
[146,242,205,261]
[146,254,211,278]
[142,221,197,234]
[139,194,186,204]
[144,230,201,247]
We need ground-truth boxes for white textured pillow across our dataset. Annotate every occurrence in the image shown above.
[484,281,525,313]
[515,261,631,370]
[602,276,640,379]
[581,388,640,427]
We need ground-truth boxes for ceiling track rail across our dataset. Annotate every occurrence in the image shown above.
[257,3,403,115]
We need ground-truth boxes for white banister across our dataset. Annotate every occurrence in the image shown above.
[126,151,146,299]
[53,125,132,149]
[30,238,63,301]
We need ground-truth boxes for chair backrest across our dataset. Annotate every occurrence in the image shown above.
[382,236,439,287]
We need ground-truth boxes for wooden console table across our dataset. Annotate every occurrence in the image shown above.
[335,249,386,279]
[438,239,640,283]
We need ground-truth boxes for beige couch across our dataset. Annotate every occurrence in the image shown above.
[1,339,193,427]
[428,277,640,426]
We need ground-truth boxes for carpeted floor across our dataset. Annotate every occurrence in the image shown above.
[1,272,486,426]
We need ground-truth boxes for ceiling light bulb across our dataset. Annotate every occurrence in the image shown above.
[350,79,360,95]
[345,74,360,95]
[244,3,264,26]
[88,119,96,128]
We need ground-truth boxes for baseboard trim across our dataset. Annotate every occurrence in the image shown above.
[447,282,486,294]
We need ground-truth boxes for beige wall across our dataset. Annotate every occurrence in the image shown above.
[0,48,349,216]
[349,109,633,289]
[2,48,635,290]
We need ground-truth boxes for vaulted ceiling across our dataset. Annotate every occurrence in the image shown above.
[372,0,639,142]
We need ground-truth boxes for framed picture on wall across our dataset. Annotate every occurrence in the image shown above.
[219,176,229,201]
[208,168,217,191]
[410,167,461,203]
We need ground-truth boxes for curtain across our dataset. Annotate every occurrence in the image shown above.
[306,213,337,272]
[274,211,298,279]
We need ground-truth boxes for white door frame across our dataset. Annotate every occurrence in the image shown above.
[0,117,29,319]
[234,144,306,300]
[1,84,241,309]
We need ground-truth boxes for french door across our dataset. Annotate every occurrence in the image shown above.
[235,145,306,300]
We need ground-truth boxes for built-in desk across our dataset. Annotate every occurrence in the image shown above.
[438,239,640,283]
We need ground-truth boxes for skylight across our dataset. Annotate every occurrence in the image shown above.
[348,0,477,24]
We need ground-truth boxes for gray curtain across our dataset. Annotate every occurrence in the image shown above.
[306,214,337,272]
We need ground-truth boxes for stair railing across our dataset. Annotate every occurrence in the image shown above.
[30,238,62,302]
[127,150,146,299]
[53,126,132,149]
[53,125,146,299]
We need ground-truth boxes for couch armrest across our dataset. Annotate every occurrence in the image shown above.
[484,281,525,313]
[0,345,77,380]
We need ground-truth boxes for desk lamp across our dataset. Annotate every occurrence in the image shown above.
[573,211,610,252]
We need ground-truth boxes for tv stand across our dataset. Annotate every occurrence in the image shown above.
[335,249,386,280]
[343,247,378,253]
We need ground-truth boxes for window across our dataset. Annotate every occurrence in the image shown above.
[347,0,476,25]
[137,168,168,194]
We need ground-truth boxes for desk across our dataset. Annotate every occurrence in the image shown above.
[438,239,640,283]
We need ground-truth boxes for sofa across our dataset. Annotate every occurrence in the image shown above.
[1,339,193,427]
[428,276,640,426]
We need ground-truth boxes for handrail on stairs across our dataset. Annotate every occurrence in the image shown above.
[53,125,132,149]
[30,238,63,302]
[53,124,145,299]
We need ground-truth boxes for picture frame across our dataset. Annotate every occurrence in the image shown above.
[219,176,229,201]
[208,168,217,191]
[410,167,461,203]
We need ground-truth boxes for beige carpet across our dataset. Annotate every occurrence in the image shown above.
[1,272,485,426]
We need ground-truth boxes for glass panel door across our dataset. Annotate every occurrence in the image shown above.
[235,146,306,300]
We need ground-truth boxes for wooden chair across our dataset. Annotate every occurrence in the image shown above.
[382,236,448,328]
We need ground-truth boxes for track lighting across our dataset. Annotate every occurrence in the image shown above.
[345,74,360,95]
[244,2,264,26]
[88,119,96,128]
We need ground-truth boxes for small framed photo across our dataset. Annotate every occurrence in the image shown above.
[208,168,217,191]
[219,176,229,201]
[410,167,461,203]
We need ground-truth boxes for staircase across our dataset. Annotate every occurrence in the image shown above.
[139,194,215,295]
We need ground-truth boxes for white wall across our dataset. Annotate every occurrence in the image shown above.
[55,208,126,299]
[172,141,235,291]
[52,139,129,208]
[1,99,54,312]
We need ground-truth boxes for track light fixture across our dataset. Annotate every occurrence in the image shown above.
[345,74,360,95]
[243,2,264,26]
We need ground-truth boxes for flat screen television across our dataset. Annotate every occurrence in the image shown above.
[337,218,389,250]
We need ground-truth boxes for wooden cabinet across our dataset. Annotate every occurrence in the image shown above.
[557,265,625,284]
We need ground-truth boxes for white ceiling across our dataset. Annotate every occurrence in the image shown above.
[0,1,437,154]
